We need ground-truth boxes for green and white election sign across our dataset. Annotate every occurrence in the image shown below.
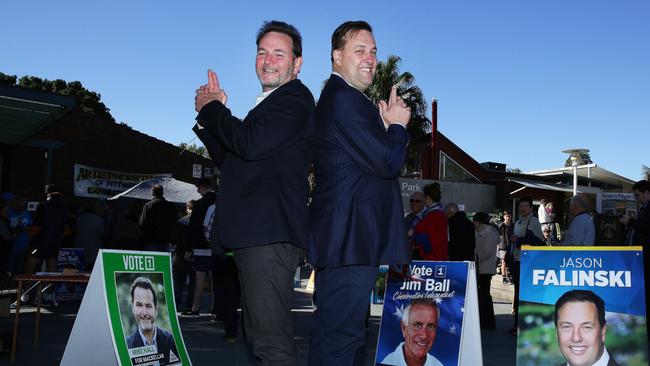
[62,249,192,366]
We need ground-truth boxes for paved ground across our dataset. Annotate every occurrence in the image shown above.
[0,273,518,365]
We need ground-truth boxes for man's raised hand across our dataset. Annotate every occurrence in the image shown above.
[195,69,228,112]
[378,85,410,128]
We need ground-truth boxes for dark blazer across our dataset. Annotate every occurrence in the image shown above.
[195,79,315,250]
[448,211,476,261]
[126,326,178,364]
[309,74,410,267]
[139,197,178,247]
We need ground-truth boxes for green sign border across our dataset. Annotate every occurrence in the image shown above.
[102,250,191,366]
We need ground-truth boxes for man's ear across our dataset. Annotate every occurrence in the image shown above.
[293,56,303,75]
[333,49,342,67]
[601,324,606,343]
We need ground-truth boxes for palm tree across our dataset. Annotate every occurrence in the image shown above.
[642,165,649,180]
[365,55,431,176]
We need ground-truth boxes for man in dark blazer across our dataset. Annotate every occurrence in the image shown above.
[126,277,179,365]
[193,20,315,365]
[139,184,178,251]
[308,21,412,365]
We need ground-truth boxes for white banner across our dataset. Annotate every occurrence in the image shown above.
[74,164,171,199]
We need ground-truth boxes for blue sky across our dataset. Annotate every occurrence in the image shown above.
[3,1,649,180]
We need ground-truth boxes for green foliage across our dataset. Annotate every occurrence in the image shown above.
[564,152,593,167]
[178,142,209,158]
[507,167,523,174]
[364,55,431,175]
[0,72,114,121]
[365,55,430,141]
[642,165,649,180]
[0,72,17,85]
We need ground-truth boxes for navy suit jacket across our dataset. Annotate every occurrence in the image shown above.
[195,79,315,250]
[126,326,178,364]
[308,74,410,267]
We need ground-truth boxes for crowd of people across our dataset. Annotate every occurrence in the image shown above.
[403,179,650,337]
[1,17,649,366]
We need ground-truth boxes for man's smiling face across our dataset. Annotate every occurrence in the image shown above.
[556,301,606,366]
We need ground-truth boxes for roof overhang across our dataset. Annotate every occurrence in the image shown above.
[507,178,577,195]
[526,165,634,187]
[0,85,75,145]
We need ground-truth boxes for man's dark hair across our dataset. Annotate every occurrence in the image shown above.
[519,196,533,207]
[330,21,373,63]
[502,210,511,217]
[633,180,650,193]
[423,182,441,203]
[130,276,158,307]
[152,184,164,198]
[554,289,605,327]
[256,20,302,58]
[473,212,490,225]
[195,177,212,189]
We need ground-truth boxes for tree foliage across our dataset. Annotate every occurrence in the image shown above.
[178,142,209,158]
[0,72,114,122]
[364,55,430,141]
[642,165,649,180]
[564,151,593,167]
[364,56,431,175]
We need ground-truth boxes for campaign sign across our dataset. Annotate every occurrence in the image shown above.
[517,246,647,366]
[55,248,86,300]
[62,250,192,366]
[375,261,481,366]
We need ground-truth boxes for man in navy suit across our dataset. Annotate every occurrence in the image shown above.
[308,20,412,365]
[125,277,179,365]
[193,20,315,365]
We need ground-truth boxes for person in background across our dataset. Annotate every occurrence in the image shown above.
[543,226,558,246]
[7,194,32,276]
[74,200,105,270]
[446,203,475,261]
[139,184,178,252]
[411,183,448,260]
[170,200,195,313]
[538,198,551,229]
[0,199,14,285]
[508,196,543,335]
[497,210,514,284]
[405,191,425,228]
[473,211,498,329]
[560,194,595,246]
[109,201,143,251]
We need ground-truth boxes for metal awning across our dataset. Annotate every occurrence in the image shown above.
[0,85,75,145]
[507,178,578,195]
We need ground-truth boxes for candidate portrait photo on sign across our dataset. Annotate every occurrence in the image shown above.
[380,299,444,366]
[116,273,180,365]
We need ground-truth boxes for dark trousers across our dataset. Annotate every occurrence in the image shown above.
[173,268,195,311]
[309,265,377,366]
[234,243,303,366]
[212,255,240,337]
[478,274,496,329]
[510,260,521,328]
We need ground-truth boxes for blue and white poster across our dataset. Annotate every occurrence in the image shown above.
[56,247,86,300]
[517,246,647,366]
[375,261,481,366]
